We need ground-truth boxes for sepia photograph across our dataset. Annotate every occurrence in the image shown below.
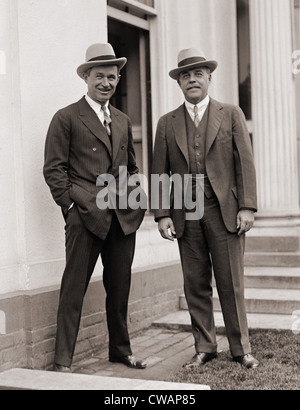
[0,0,299,393]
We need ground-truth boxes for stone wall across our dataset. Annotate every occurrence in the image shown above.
[0,263,183,371]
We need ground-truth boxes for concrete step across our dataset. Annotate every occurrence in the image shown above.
[153,310,293,332]
[245,235,300,253]
[244,252,300,267]
[179,288,300,315]
[242,267,300,289]
[0,368,210,391]
[211,266,300,289]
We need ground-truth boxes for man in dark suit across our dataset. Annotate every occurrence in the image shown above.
[44,43,147,372]
[152,48,259,369]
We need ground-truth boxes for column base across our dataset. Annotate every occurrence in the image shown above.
[254,210,300,228]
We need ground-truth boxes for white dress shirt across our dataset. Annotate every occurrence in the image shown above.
[85,94,110,126]
[185,95,210,123]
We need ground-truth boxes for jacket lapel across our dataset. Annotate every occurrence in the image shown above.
[77,97,113,157]
[206,98,224,154]
[172,104,189,166]
[110,105,125,164]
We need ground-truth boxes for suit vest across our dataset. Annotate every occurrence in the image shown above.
[185,105,215,200]
[185,104,209,176]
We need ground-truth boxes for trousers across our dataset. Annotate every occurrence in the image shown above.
[54,206,136,367]
[177,194,251,357]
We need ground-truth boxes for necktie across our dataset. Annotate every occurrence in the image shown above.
[194,105,200,128]
[101,105,112,137]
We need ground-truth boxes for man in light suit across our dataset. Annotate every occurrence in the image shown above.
[152,48,259,369]
[44,43,147,372]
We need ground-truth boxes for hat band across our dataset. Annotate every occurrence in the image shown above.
[88,55,117,62]
[178,56,207,68]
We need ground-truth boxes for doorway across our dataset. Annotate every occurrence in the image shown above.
[108,18,152,181]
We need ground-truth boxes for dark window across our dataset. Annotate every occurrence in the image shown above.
[108,18,153,183]
[295,0,300,49]
[237,0,252,120]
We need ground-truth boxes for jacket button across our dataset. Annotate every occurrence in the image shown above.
[93,147,97,151]
[121,146,126,150]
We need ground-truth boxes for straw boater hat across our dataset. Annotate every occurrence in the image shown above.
[169,48,218,80]
[77,43,127,79]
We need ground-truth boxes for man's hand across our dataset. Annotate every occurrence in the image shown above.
[237,210,255,236]
[158,217,177,241]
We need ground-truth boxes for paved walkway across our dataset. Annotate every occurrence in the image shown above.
[71,307,292,381]
[0,310,290,390]
[71,327,229,382]
[0,326,221,390]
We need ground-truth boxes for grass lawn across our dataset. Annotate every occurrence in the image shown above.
[169,329,300,390]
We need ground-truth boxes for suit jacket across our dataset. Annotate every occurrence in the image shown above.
[44,96,146,240]
[152,98,257,238]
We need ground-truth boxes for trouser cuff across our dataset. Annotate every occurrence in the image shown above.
[195,343,218,354]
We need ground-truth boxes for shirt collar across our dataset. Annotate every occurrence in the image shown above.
[185,95,210,115]
[85,94,110,114]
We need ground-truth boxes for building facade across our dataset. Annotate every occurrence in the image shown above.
[0,0,299,370]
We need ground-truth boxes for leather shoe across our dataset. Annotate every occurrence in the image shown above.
[53,363,72,373]
[109,355,147,369]
[184,352,218,368]
[233,354,259,369]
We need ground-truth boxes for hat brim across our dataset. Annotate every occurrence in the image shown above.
[169,60,218,80]
[77,57,127,78]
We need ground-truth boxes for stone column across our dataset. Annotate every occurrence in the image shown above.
[249,0,300,226]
